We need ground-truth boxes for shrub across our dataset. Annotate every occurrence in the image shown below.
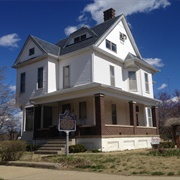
[92,148,101,153]
[26,144,39,152]
[0,140,26,161]
[148,149,180,157]
[69,144,87,153]
[151,171,164,176]
[159,142,175,148]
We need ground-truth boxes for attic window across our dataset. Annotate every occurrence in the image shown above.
[29,48,35,56]
[74,34,87,43]
[106,39,117,52]
[120,32,127,42]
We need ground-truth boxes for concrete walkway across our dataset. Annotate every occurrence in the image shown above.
[0,165,180,180]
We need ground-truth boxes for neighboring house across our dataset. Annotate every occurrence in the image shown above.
[13,8,160,151]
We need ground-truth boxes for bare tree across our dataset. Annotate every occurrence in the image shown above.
[0,67,21,139]
[156,90,180,141]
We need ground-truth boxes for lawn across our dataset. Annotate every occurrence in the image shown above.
[24,149,180,176]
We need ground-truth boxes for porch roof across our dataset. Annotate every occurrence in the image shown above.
[29,83,161,106]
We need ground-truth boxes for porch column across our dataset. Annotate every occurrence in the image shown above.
[129,101,137,134]
[95,93,105,135]
[151,106,159,135]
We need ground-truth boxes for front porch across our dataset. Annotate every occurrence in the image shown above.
[24,93,159,140]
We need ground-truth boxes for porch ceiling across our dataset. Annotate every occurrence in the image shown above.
[30,83,160,106]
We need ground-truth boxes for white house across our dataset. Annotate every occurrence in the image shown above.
[13,8,160,151]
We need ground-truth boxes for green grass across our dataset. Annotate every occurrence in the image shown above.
[27,149,180,176]
[151,171,165,176]
[167,172,175,176]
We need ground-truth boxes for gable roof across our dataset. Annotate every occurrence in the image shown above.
[31,35,60,56]
[13,35,60,67]
[56,15,121,56]
[125,53,159,74]
[13,14,142,67]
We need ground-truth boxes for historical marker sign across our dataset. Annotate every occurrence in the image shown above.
[58,110,76,156]
[58,110,76,131]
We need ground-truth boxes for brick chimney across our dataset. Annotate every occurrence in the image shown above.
[103,8,115,21]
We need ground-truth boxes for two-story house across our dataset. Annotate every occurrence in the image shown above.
[13,8,160,151]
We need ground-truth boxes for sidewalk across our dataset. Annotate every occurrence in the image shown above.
[0,165,180,180]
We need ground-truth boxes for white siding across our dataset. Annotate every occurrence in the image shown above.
[104,99,130,125]
[98,21,136,60]
[16,59,48,107]
[140,69,154,98]
[48,58,58,93]
[93,52,123,88]
[19,40,44,63]
[59,50,92,89]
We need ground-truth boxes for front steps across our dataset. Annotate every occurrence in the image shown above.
[35,139,72,154]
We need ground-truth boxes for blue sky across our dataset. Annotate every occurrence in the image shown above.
[0,0,179,96]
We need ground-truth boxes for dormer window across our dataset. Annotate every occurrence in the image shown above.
[74,34,87,43]
[29,47,35,56]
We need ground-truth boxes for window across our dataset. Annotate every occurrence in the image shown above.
[74,37,80,43]
[29,47,35,56]
[20,72,26,93]
[120,32,127,42]
[63,66,70,88]
[110,65,115,86]
[145,73,149,93]
[128,71,137,91]
[37,67,43,89]
[81,34,86,41]
[74,34,87,43]
[112,104,117,124]
[79,102,87,119]
[106,40,111,49]
[26,107,33,131]
[106,39,117,52]
[147,107,153,127]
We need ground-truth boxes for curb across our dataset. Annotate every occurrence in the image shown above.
[0,161,61,170]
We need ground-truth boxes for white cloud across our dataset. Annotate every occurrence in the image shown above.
[64,24,90,36]
[64,0,170,35]
[64,26,78,36]
[0,33,21,48]
[80,0,170,24]
[158,83,167,90]
[144,58,164,67]
[9,85,16,91]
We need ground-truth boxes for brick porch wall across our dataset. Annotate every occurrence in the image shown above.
[94,94,159,136]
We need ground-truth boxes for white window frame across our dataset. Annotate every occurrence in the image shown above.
[37,67,43,89]
[146,107,153,127]
[29,47,35,56]
[20,72,26,93]
[110,65,115,86]
[128,71,137,91]
[63,65,70,88]
[145,73,149,93]
[106,39,117,52]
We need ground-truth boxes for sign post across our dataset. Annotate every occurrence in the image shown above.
[58,110,76,156]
